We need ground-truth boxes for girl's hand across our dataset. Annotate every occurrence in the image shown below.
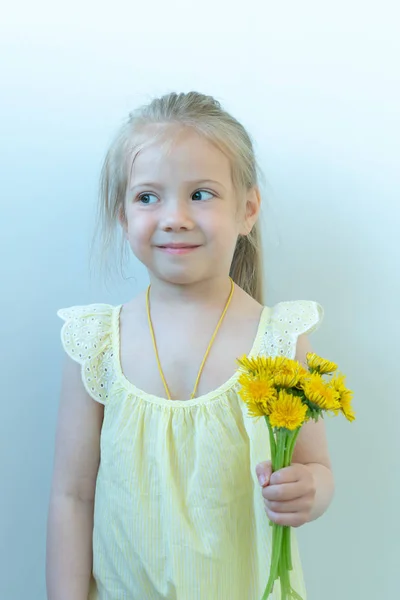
[255,461,316,528]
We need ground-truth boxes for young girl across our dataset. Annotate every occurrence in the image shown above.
[46,91,334,600]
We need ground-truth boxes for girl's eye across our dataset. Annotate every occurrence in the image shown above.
[192,190,214,201]
[137,190,214,204]
[138,193,158,205]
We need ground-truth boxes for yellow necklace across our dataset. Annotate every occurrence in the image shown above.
[146,278,235,400]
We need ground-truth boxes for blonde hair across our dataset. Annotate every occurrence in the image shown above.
[94,91,265,303]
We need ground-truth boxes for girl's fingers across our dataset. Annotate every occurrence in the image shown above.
[255,461,272,487]
[262,481,307,502]
[265,496,314,514]
[265,508,308,528]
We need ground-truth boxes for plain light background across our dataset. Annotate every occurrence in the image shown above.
[1,1,399,598]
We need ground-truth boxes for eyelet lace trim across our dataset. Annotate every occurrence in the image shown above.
[57,304,117,405]
[260,300,324,359]
[57,300,323,406]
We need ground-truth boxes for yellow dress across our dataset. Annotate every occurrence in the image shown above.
[58,299,323,600]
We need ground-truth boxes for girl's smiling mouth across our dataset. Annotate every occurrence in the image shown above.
[155,243,201,254]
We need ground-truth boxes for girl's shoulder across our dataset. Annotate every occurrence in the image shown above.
[268,299,324,332]
[57,302,116,322]
[57,303,118,360]
[261,299,324,358]
[236,286,324,336]
[57,303,120,404]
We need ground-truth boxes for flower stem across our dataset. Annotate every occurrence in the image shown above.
[261,431,289,599]
[262,428,306,599]
[264,415,276,465]
[261,431,287,600]
[283,526,292,571]
[290,588,305,600]
[284,436,291,467]
[286,428,300,466]
[275,430,286,471]
[281,429,300,575]
[261,523,284,600]
[279,548,291,600]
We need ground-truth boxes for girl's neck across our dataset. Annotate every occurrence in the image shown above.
[147,275,234,311]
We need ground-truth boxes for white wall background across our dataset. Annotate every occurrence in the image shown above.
[1,1,399,598]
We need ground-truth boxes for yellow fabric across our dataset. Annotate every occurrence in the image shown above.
[58,299,324,600]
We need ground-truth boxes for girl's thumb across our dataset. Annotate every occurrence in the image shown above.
[256,461,272,487]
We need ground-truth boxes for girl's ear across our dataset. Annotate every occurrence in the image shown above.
[239,186,261,235]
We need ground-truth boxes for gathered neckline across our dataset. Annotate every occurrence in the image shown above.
[111,304,271,408]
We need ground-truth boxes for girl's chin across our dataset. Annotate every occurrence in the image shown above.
[147,268,211,286]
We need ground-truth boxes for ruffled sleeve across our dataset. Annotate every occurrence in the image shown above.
[57,304,117,405]
[260,299,324,360]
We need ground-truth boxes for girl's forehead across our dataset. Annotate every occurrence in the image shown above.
[128,127,232,186]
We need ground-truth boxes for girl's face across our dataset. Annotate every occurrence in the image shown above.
[122,126,260,285]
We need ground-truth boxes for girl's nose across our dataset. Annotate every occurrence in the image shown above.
[160,201,195,231]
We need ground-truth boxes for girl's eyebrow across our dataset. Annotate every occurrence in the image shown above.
[129,179,226,191]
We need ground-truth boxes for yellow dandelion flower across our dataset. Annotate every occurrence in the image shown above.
[238,374,278,417]
[329,373,356,422]
[302,373,341,411]
[306,352,338,375]
[242,399,270,418]
[295,365,310,387]
[237,355,273,379]
[268,390,308,431]
[268,357,304,388]
[238,355,304,388]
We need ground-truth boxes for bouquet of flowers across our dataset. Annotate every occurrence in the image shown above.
[237,352,355,600]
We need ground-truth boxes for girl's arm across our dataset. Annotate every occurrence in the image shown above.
[46,355,103,600]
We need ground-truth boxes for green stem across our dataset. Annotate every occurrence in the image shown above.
[262,428,306,599]
[287,428,301,466]
[261,431,288,599]
[265,417,277,528]
[261,523,284,600]
[281,525,287,571]
[279,548,291,600]
[275,430,287,471]
[284,526,292,571]
[264,416,276,467]
[280,542,304,600]
[290,588,305,600]
[284,435,291,467]
[282,430,300,576]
